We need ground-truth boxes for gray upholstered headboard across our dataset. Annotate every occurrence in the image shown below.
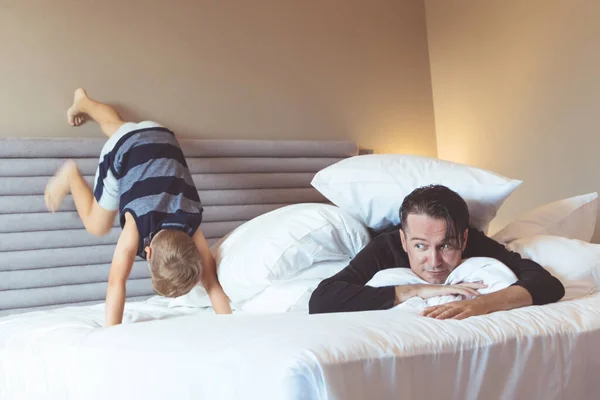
[0,138,358,316]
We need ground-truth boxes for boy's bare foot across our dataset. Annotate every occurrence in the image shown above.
[44,160,77,212]
[67,88,89,126]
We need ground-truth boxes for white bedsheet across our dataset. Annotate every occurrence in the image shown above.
[1,289,600,400]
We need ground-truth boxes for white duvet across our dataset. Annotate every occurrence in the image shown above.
[1,290,600,400]
[2,234,600,400]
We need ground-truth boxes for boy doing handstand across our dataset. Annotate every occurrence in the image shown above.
[45,89,232,326]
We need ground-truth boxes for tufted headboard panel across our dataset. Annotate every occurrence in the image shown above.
[0,138,358,316]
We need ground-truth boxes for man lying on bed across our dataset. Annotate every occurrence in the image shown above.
[308,185,565,320]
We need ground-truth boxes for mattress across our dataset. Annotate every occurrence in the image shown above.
[1,285,599,400]
[3,137,598,400]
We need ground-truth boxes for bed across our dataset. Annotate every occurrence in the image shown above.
[1,138,599,400]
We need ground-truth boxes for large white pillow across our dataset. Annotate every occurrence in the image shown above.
[168,285,211,309]
[507,235,600,301]
[238,260,347,313]
[366,257,517,296]
[169,260,346,313]
[212,203,370,303]
[365,258,517,311]
[492,193,598,245]
[311,154,521,232]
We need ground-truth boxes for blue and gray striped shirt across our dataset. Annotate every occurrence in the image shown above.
[93,122,203,259]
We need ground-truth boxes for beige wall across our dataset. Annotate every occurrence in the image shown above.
[0,0,437,156]
[425,0,600,242]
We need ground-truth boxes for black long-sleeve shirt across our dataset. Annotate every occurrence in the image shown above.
[308,228,565,314]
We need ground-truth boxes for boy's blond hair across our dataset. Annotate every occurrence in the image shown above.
[148,229,202,298]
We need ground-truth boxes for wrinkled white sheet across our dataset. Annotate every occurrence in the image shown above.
[1,290,600,400]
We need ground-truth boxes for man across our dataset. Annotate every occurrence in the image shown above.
[308,185,565,319]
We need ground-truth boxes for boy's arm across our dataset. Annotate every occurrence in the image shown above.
[193,228,232,314]
[105,217,139,326]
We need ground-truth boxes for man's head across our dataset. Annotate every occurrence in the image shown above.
[399,185,470,284]
[145,229,202,297]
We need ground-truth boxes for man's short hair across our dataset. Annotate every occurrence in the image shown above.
[399,185,470,246]
[148,229,203,298]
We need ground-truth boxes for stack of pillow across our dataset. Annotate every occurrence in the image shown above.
[170,154,599,312]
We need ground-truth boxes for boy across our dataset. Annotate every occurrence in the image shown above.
[45,88,232,326]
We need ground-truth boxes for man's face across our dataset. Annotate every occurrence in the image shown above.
[399,214,468,284]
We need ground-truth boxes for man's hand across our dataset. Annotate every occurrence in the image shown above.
[417,282,487,300]
[422,297,489,320]
[394,282,486,305]
[422,285,533,320]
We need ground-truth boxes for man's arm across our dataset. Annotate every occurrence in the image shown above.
[422,229,566,320]
[396,282,485,305]
[105,218,139,327]
[193,228,232,314]
[422,285,532,320]
[309,232,405,314]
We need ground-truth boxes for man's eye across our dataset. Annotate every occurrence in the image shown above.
[415,243,426,250]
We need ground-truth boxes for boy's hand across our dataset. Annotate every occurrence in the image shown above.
[193,229,232,314]
[105,215,139,326]
[206,282,233,315]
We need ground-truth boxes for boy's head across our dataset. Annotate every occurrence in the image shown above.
[145,229,202,298]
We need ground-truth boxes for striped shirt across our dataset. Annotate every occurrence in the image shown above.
[93,121,203,259]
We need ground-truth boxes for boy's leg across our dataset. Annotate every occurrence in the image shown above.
[67,88,125,138]
[45,160,117,236]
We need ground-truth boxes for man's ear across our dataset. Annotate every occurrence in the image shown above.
[145,246,152,260]
[461,229,469,252]
[400,229,408,252]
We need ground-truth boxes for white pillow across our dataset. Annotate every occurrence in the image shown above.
[213,203,370,303]
[366,258,517,311]
[168,285,211,309]
[238,259,348,313]
[367,257,517,295]
[311,154,521,233]
[492,193,598,245]
[507,235,600,301]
